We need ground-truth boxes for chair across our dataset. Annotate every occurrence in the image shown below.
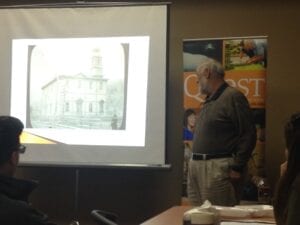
[90,210,118,225]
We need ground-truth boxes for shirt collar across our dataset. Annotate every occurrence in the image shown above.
[205,82,228,103]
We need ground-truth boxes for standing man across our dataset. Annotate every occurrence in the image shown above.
[187,58,256,206]
[0,116,57,225]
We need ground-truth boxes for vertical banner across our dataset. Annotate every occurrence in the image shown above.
[182,37,267,199]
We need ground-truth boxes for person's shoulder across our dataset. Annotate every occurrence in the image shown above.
[226,85,242,94]
[0,194,30,224]
[224,86,252,112]
[0,192,28,209]
[225,85,247,100]
[0,194,51,225]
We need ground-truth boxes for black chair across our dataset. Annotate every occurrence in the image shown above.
[90,210,118,225]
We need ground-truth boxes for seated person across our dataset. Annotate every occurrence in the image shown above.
[243,109,266,201]
[0,116,57,225]
[273,112,300,225]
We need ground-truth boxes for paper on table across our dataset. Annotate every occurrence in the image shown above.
[213,204,274,218]
[183,201,275,224]
[221,222,272,225]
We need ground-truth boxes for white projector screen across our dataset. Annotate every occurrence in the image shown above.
[0,4,167,167]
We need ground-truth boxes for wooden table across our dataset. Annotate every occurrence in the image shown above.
[141,206,192,225]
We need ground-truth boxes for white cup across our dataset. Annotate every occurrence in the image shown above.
[190,211,215,225]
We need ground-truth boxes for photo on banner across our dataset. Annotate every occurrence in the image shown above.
[182,37,267,199]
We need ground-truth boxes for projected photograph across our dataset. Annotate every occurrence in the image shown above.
[28,41,126,130]
[11,37,149,146]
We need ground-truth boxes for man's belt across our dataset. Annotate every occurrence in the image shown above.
[192,153,233,160]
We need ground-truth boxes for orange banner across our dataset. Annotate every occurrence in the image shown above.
[183,70,266,109]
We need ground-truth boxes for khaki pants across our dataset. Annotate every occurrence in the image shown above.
[187,157,240,206]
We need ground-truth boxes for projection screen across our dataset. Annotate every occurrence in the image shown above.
[0,4,168,167]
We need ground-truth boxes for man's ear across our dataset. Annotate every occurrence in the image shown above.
[10,151,19,167]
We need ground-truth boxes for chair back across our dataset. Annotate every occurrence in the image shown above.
[90,210,118,225]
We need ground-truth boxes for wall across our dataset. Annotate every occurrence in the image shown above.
[4,0,300,224]
[16,166,180,225]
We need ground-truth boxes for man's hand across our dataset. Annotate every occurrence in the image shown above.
[280,161,287,177]
[229,169,242,202]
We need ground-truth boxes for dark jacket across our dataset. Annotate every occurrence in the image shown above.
[0,174,56,225]
[286,174,300,225]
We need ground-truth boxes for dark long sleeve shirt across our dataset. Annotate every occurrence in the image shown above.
[286,174,300,225]
[192,82,257,172]
[0,175,57,225]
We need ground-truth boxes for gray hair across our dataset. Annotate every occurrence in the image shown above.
[196,57,225,79]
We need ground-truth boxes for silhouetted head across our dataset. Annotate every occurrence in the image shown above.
[0,116,24,175]
[284,112,300,174]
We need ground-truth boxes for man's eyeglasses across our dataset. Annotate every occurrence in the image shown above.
[17,144,26,154]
